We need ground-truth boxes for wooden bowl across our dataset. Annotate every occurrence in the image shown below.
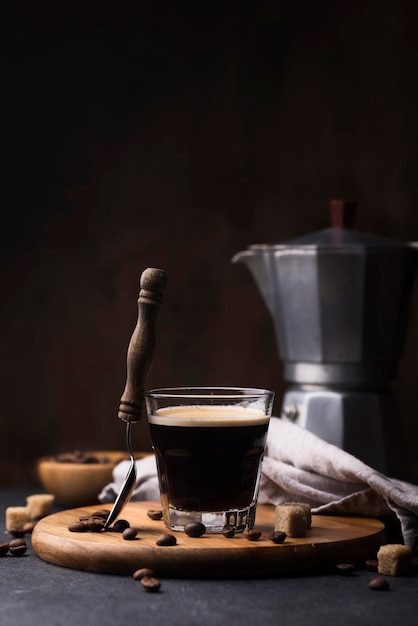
[36,451,135,508]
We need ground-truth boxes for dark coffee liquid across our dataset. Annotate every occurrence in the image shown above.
[149,417,269,512]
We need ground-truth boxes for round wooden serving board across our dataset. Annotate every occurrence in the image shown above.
[32,501,385,578]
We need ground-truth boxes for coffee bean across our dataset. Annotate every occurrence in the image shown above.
[0,542,9,556]
[55,451,115,464]
[369,577,389,591]
[184,522,206,538]
[123,527,138,541]
[9,538,26,548]
[335,563,356,575]
[68,522,88,532]
[147,509,163,521]
[92,510,109,520]
[133,567,155,580]
[79,514,105,520]
[112,519,130,533]
[364,558,378,571]
[222,525,235,538]
[156,533,177,546]
[140,576,161,592]
[86,518,106,532]
[9,538,27,556]
[22,521,37,534]
[269,531,287,544]
[10,544,27,556]
[8,528,26,538]
[245,528,261,541]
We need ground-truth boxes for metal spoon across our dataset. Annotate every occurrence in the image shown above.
[104,268,167,530]
[104,422,137,528]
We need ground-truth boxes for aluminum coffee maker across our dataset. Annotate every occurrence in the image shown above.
[232,200,417,478]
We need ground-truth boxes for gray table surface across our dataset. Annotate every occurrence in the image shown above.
[1,489,418,626]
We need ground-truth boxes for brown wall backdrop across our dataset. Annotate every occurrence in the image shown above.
[2,0,418,486]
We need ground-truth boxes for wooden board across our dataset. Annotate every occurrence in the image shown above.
[32,501,385,578]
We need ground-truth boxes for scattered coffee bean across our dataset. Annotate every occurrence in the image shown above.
[9,538,27,556]
[123,527,138,541]
[147,509,163,521]
[8,528,26,538]
[269,531,287,544]
[0,542,10,556]
[364,558,378,571]
[222,525,235,538]
[68,522,89,533]
[133,567,155,580]
[9,538,26,547]
[68,513,137,535]
[22,521,37,534]
[112,519,130,533]
[10,545,27,556]
[92,510,109,519]
[369,577,390,591]
[184,522,206,538]
[86,518,106,532]
[156,533,177,546]
[335,563,356,575]
[140,576,161,592]
[245,528,261,541]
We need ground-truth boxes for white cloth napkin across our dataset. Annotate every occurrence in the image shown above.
[259,418,418,552]
[98,454,160,503]
[99,417,418,552]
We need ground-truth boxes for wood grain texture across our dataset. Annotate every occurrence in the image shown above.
[118,268,167,423]
[31,502,385,578]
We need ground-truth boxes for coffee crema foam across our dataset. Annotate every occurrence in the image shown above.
[148,404,269,427]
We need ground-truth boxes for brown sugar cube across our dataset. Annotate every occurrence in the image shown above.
[274,504,308,538]
[5,506,31,531]
[26,494,54,520]
[282,502,312,528]
[377,544,413,576]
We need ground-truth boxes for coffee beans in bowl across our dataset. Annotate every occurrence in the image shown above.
[36,451,148,508]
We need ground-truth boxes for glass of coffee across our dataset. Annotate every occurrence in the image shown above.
[144,387,274,533]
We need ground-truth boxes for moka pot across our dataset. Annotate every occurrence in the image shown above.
[232,200,417,477]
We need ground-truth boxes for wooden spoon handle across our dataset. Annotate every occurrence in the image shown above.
[118,268,167,423]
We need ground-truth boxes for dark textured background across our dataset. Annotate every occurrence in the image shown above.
[1,0,418,486]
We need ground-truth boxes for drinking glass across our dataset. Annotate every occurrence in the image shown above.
[144,387,274,533]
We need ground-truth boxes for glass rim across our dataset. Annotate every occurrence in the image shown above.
[144,386,274,400]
